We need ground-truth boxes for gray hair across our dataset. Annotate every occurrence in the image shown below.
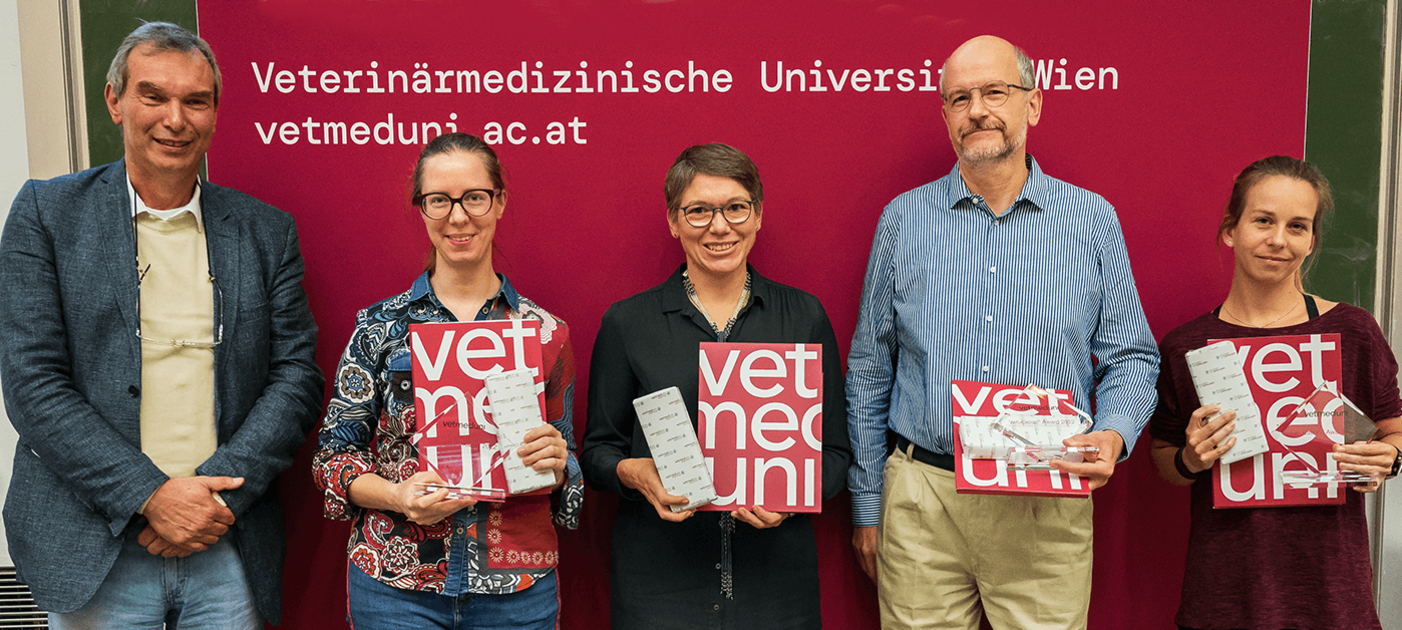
[106,21,221,105]
[939,43,1036,92]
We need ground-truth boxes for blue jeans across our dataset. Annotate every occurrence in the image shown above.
[348,563,559,630]
[48,529,260,630]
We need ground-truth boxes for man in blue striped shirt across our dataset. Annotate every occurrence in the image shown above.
[845,35,1159,629]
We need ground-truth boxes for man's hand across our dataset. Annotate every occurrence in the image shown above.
[852,525,878,584]
[1050,429,1126,490]
[142,476,243,552]
[616,458,694,522]
[137,525,193,558]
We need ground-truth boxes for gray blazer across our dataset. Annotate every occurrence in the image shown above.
[0,160,324,624]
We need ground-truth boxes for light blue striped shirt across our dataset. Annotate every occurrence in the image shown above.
[845,156,1160,527]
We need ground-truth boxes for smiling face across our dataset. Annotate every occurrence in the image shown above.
[940,36,1040,167]
[419,150,505,272]
[1226,175,1318,287]
[105,44,217,190]
[669,173,761,283]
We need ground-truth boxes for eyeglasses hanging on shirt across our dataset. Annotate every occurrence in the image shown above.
[132,211,224,349]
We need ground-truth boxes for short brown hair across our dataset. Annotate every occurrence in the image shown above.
[664,143,763,219]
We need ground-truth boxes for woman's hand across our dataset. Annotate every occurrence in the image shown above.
[1333,442,1397,493]
[1182,405,1237,475]
[392,470,477,525]
[616,458,694,522]
[518,424,569,488]
[732,505,789,529]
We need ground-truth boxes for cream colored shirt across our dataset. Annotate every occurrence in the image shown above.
[130,177,217,478]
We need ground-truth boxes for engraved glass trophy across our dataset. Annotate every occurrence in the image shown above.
[960,384,1100,470]
[1276,381,1379,486]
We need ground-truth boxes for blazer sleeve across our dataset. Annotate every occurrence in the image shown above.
[0,180,169,536]
[196,213,325,517]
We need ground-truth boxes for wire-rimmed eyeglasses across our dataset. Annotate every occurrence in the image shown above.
[678,200,756,228]
[943,81,1034,112]
[413,189,500,220]
[135,266,224,349]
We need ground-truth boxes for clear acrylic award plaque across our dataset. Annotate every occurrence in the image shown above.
[960,384,1100,470]
[1275,381,1379,486]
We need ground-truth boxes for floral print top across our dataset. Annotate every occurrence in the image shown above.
[313,272,583,595]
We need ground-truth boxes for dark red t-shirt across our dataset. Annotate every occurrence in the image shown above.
[1148,303,1400,630]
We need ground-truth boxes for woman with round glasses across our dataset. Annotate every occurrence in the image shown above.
[581,143,852,628]
[313,132,582,629]
[1147,155,1401,630]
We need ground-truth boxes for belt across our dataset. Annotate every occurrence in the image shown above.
[895,436,955,472]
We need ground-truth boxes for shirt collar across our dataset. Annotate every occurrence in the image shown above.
[126,173,204,231]
[409,271,521,315]
[661,264,770,313]
[944,153,1051,215]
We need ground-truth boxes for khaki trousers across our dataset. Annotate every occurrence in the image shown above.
[877,447,1093,630]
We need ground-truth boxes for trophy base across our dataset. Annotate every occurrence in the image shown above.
[415,483,508,502]
[1004,446,1101,470]
[1278,471,1377,487]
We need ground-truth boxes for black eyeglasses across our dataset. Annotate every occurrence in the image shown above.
[943,81,1033,112]
[413,189,500,220]
[678,200,756,228]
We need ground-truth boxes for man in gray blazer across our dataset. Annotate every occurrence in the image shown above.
[0,22,323,628]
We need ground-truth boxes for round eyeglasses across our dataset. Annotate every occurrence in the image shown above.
[943,81,1033,112]
[413,189,500,220]
[678,200,756,228]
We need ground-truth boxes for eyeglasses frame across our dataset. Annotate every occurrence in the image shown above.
[942,81,1035,112]
[677,199,758,228]
[413,189,501,220]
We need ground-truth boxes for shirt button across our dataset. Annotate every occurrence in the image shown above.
[982,365,990,372]
[989,266,997,273]
[713,604,720,611]
[994,219,1000,226]
[985,315,993,322]
[456,527,464,535]
[715,563,721,570]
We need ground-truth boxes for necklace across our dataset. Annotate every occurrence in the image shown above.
[1221,293,1303,328]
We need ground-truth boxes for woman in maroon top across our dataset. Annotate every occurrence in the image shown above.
[1147,155,1402,630]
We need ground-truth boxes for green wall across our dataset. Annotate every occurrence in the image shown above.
[1305,0,1387,308]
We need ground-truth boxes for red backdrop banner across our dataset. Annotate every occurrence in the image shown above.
[195,1,1311,628]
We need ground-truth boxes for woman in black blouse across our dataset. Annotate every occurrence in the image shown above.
[581,143,852,629]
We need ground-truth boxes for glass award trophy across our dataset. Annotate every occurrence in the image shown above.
[412,402,509,502]
[960,384,1100,470]
[1276,381,1379,486]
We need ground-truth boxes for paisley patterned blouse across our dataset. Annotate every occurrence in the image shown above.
[313,272,583,595]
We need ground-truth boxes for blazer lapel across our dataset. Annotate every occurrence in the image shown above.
[201,182,242,381]
[100,161,140,342]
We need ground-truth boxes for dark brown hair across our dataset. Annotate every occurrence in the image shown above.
[1218,155,1333,276]
[411,133,507,272]
[664,143,763,219]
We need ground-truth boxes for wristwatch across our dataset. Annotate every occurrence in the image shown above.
[1388,445,1402,479]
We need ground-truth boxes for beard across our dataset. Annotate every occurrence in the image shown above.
[956,121,1025,166]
